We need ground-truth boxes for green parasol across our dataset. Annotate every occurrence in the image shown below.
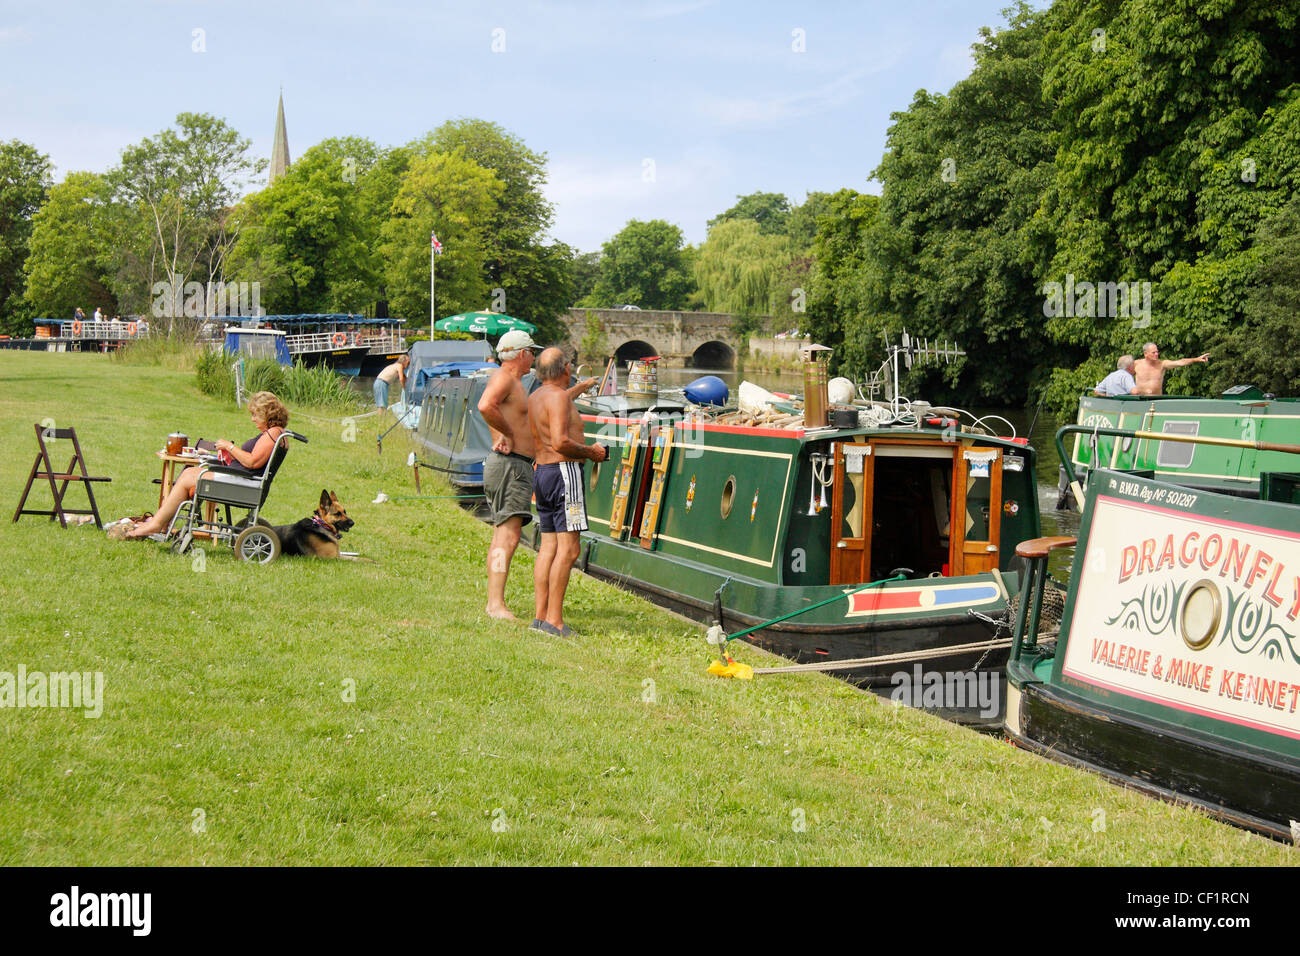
[434,312,536,336]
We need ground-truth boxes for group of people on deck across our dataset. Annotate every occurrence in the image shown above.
[1094,343,1210,397]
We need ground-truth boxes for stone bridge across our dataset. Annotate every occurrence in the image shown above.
[560,308,743,368]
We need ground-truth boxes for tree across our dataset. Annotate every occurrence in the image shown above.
[845,2,1059,404]
[785,191,834,252]
[107,113,265,321]
[571,251,602,305]
[592,219,694,310]
[417,119,571,339]
[0,140,52,333]
[23,172,116,322]
[1207,198,1300,394]
[380,148,503,322]
[231,137,396,314]
[803,189,880,366]
[707,192,792,236]
[693,219,793,333]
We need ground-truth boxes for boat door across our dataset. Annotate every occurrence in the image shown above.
[830,442,874,585]
[952,447,1002,575]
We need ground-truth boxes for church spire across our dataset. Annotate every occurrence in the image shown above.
[269,90,290,185]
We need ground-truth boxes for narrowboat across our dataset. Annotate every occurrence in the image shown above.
[1008,424,1300,839]
[1067,389,1300,499]
[522,381,1044,696]
[406,339,520,490]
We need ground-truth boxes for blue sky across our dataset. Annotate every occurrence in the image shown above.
[1,0,1036,252]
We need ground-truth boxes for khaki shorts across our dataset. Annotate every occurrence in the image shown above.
[483,451,534,527]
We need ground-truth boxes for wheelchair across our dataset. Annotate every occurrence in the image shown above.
[166,430,308,563]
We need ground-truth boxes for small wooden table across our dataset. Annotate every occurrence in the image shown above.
[157,451,201,507]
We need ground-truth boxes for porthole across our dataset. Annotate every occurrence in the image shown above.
[721,475,737,519]
[1181,579,1221,651]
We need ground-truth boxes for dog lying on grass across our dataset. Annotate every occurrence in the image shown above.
[271,490,354,558]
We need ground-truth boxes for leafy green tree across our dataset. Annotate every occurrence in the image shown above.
[231,137,395,314]
[785,191,834,252]
[23,172,116,323]
[571,251,602,304]
[693,219,793,332]
[708,192,792,236]
[803,189,880,368]
[107,113,265,319]
[0,140,53,333]
[380,148,503,322]
[592,219,694,310]
[839,3,1058,403]
[1207,198,1300,394]
[417,119,570,339]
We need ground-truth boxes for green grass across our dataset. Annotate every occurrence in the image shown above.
[0,350,1294,865]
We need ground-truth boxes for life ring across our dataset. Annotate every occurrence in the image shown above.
[71,320,82,335]
[127,322,138,335]
[332,332,347,347]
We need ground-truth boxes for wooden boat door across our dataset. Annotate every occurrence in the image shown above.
[830,442,873,585]
[952,447,1002,576]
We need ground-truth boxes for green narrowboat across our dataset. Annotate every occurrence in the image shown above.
[1068,389,1300,498]
[1009,425,1300,839]
[525,389,1043,693]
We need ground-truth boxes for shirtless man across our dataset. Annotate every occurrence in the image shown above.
[528,348,608,637]
[1132,342,1210,395]
[477,330,538,620]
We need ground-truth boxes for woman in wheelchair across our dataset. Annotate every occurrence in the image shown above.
[127,391,289,540]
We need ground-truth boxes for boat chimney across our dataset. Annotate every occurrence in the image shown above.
[801,344,832,428]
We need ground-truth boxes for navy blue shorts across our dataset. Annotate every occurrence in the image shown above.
[534,461,588,534]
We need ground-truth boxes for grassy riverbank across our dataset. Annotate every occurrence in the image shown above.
[0,351,1292,865]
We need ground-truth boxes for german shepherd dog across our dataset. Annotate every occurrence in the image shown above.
[272,490,354,558]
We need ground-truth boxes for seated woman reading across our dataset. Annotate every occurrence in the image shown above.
[127,391,289,539]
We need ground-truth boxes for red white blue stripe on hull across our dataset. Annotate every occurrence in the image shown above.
[844,581,1002,618]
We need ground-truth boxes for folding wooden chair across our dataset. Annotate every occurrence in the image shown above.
[13,424,112,529]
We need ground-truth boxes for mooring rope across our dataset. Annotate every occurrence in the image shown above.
[749,637,1014,675]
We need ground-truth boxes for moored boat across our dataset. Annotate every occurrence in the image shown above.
[406,339,521,490]
[1067,389,1300,499]
[1008,424,1300,839]
[519,369,1044,709]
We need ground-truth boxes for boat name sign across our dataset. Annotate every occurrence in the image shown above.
[1062,477,1300,740]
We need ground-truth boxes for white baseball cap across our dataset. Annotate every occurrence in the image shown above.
[496,330,536,354]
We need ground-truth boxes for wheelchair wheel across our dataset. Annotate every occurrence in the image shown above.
[233,515,273,532]
[234,526,280,564]
[171,531,193,556]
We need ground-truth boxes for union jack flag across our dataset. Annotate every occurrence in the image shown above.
[431,232,443,255]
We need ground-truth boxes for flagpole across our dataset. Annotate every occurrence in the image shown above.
[430,234,436,338]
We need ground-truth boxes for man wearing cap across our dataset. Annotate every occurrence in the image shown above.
[478,330,539,620]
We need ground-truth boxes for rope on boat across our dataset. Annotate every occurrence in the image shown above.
[748,637,1015,675]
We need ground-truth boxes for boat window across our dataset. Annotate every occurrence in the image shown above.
[238,337,279,360]
[965,472,991,540]
[1156,421,1198,468]
[721,476,736,518]
[840,464,866,539]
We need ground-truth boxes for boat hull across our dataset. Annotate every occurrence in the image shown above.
[1008,465,1300,839]
[1008,677,1300,840]
[293,346,368,377]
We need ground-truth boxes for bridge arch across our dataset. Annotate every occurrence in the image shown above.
[614,340,658,365]
[689,340,736,370]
